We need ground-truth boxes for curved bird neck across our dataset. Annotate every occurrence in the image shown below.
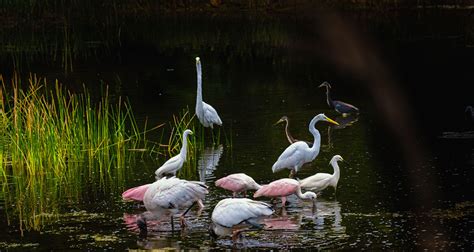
[196,62,203,114]
[330,160,340,183]
[324,86,334,108]
[295,185,312,200]
[180,133,189,160]
[309,117,321,156]
[284,119,296,143]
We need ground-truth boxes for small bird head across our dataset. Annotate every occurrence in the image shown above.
[274,116,288,126]
[195,57,200,63]
[331,155,344,164]
[305,191,317,200]
[318,81,331,89]
[183,129,193,136]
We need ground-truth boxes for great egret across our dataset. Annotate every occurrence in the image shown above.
[299,155,343,195]
[155,129,193,179]
[272,113,339,177]
[195,57,222,128]
[215,173,262,197]
[274,116,313,147]
[319,82,359,116]
[137,177,208,235]
[210,198,274,242]
[254,178,317,207]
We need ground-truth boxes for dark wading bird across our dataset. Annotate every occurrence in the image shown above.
[274,116,313,147]
[319,82,360,116]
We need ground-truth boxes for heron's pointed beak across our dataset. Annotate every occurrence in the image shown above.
[325,117,339,126]
[274,119,284,126]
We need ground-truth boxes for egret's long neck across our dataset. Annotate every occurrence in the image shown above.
[331,160,340,182]
[309,118,321,155]
[180,133,189,159]
[295,186,312,200]
[196,62,203,114]
[284,120,295,143]
[325,86,334,108]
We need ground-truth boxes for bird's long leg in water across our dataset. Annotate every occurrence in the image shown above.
[180,201,197,227]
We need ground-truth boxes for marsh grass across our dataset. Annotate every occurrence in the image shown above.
[0,73,150,233]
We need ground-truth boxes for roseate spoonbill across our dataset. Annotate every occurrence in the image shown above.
[122,183,150,202]
[299,155,344,195]
[155,129,193,179]
[253,178,317,207]
[210,198,274,242]
[274,116,312,147]
[195,57,222,128]
[215,173,261,197]
[137,177,208,235]
[319,82,359,116]
[272,114,339,177]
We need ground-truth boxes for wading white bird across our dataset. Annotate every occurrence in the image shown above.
[195,57,222,128]
[272,114,339,177]
[299,155,344,195]
[155,129,193,179]
[215,173,262,197]
[254,178,317,207]
[137,177,208,235]
[210,198,274,242]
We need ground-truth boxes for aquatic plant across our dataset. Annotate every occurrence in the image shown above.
[0,73,149,233]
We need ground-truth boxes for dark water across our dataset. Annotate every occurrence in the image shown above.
[1,7,473,250]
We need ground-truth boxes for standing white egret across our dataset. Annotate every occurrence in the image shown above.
[155,129,193,179]
[272,114,339,177]
[210,198,274,242]
[137,177,208,235]
[299,155,344,195]
[195,57,222,128]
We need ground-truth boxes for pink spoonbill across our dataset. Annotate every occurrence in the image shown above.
[253,178,317,207]
[215,173,261,197]
[272,114,339,177]
[210,198,274,242]
[137,176,208,236]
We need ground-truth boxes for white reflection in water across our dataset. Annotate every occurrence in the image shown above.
[198,145,224,182]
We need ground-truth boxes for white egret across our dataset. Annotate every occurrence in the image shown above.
[272,113,339,177]
[195,57,222,128]
[137,177,208,235]
[210,198,274,242]
[155,129,193,179]
[299,155,343,195]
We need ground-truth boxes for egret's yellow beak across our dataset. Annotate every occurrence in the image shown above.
[274,119,284,126]
[325,117,339,126]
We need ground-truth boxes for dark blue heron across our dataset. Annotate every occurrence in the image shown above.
[319,82,359,116]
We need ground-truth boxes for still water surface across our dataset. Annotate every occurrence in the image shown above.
[0,11,473,250]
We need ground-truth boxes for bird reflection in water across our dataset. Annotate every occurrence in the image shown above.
[198,144,224,182]
[326,114,359,149]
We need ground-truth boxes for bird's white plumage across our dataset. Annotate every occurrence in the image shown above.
[155,129,192,178]
[299,155,343,193]
[144,177,208,218]
[211,198,273,228]
[195,57,222,128]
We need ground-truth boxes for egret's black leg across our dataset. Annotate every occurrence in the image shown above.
[180,201,197,227]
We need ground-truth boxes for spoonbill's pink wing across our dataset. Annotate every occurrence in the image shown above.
[122,184,150,201]
[215,175,245,192]
[254,179,298,198]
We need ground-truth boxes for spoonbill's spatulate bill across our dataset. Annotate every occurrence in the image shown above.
[272,113,339,177]
[195,57,222,128]
[155,129,193,179]
[210,198,274,242]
